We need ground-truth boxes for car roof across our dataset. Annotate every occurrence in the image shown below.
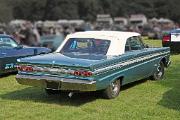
[57,31,141,56]
[67,31,140,40]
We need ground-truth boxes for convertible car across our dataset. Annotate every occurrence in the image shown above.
[16,31,171,99]
[0,34,51,75]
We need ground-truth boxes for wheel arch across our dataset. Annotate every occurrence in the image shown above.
[111,76,124,86]
[160,57,168,67]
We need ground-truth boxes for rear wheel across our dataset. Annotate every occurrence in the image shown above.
[151,61,165,80]
[103,79,121,99]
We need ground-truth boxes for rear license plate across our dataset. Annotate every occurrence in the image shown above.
[46,81,60,90]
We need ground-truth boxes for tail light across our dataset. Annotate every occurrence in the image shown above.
[162,35,170,42]
[73,70,93,77]
[17,65,33,72]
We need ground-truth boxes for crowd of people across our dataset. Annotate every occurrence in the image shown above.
[0,18,179,47]
[0,20,89,47]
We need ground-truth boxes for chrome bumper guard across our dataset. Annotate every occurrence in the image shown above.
[16,74,96,91]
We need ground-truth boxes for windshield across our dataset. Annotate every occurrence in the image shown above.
[60,38,110,55]
[0,37,18,48]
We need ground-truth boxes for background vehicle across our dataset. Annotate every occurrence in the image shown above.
[40,35,64,52]
[0,34,51,75]
[162,28,180,52]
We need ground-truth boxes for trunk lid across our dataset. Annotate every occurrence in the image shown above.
[19,53,107,67]
[18,53,110,80]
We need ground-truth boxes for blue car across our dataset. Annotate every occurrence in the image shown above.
[0,34,51,75]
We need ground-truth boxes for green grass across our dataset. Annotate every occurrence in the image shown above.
[143,37,162,47]
[0,40,180,120]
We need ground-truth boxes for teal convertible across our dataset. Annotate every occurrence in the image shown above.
[16,31,171,99]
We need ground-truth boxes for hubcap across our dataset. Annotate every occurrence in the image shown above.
[111,81,119,95]
[156,64,163,78]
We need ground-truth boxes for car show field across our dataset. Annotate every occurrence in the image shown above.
[0,39,180,120]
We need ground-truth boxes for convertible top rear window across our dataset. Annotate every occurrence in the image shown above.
[60,38,110,55]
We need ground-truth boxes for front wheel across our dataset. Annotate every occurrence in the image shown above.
[103,79,121,99]
[151,61,165,80]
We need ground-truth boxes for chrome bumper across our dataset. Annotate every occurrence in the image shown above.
[16,74,96,91]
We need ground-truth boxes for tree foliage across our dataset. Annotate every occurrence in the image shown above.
[1,0,180,23]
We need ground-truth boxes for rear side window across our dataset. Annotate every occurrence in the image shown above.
[125,36,144,51]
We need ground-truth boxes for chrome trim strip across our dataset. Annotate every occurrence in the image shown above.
[94,51,170,74]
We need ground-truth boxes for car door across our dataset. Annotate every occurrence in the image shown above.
[125,36,154,82]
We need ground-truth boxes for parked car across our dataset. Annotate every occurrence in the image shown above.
[0,34,51,75]
[162,28,180,52]
[40,35,64,52]
[16,31,170,99]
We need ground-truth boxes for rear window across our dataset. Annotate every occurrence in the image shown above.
[60,38,110,55]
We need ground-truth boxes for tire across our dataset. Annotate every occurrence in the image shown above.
[45,88,59,95]
[151,61,165,80]
[103,79,121,99]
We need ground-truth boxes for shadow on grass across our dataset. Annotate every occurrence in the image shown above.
[0,87,102,107]
[0,72,17,78]
[157,56,180,111]
[0,79,148,106]
[122,79,148,91]
[158,87,180,111]
[157,77,180,111]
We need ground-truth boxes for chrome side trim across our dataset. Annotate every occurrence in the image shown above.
[94,51,170,74]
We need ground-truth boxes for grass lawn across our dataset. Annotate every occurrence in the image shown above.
[0,40,180,120]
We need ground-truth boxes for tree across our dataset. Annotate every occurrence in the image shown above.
[0,0,13,23]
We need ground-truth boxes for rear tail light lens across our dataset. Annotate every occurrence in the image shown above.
[17,65,33,72]
[162,35,170,42]
[73,70,93,77]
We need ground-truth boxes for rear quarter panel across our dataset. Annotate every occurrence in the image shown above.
[92,47,170,90]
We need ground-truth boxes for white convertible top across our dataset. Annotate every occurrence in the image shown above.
[66,31,139,39]
[56,31,140,55]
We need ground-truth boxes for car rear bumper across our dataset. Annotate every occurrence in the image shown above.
[16,74,96,91]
